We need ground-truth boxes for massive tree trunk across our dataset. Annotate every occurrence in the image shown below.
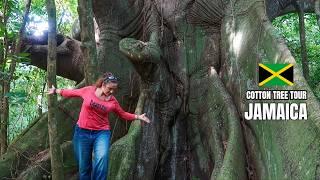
[0,0,319,179]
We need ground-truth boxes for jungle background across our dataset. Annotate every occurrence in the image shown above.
[0,0,320,179]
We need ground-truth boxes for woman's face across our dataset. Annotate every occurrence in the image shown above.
[102,82,118,96]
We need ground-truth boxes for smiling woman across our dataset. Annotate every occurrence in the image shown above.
[94,73,119,99]
[48,72,150,180]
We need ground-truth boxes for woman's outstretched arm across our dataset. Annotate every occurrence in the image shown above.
[113,99,150,123]
[48,85,89,98]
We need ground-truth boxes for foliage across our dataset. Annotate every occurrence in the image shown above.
[8,65,76,142]
[3,0,22,39]
[0,0,78,142]
[272,13,320,99]
[56,0,78,35]
[25,0,78,36]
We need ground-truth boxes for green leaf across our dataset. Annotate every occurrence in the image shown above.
[18,52,30,57]
[11,54,31,63]
[5,91,28,104]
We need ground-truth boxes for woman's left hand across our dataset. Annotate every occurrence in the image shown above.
[137,113,150,123]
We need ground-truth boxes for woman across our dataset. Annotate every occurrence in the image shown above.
[48,72,150,180]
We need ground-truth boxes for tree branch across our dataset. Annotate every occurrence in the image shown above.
[118,3,161,82]
[24,36,84,83]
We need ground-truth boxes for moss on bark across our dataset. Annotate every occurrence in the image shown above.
[108,90,146,179]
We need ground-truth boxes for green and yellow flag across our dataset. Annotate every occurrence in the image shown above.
[258,63,294,86]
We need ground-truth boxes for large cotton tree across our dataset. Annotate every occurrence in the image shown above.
[0,0,319,179]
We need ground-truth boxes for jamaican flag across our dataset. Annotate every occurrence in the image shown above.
[259,63,294,86]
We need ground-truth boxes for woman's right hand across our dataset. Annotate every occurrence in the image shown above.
[48,85,60,95]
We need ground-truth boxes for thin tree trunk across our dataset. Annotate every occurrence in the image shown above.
[315,0,320,28]
[295,0,309,81]
[0,1,4,66]
[77,0,98,84]
[0,86,5,155]
[0,0,31,155]
[0,85,8,156]
[46,0,64,179]
[0,0,9,156]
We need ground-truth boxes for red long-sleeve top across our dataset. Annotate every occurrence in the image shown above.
[60,86,136,130]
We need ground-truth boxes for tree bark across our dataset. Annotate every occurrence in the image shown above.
[25,37,84,83]
[316,0,320,28]
[77,0,98,84]
[221,2,320,179]
[294,0,310,81]
[267,0,315,20]
[46,0,64,179]
[1,0,320,179]
[0,0,8,156]
[0,0,9,156]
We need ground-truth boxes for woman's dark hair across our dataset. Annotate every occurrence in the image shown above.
[95,72,119,87]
